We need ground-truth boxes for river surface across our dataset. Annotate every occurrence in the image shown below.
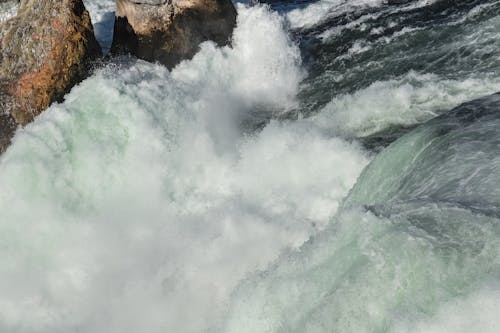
[1,0,500,332]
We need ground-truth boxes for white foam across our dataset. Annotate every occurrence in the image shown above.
[222,205,500,333]
[393,284,500,333]
[286,0,384,30]
[319,11,381,40]
[0,5,369,333]
[286,0,442,31]
[3,1,499,332]
[311,71,500,138]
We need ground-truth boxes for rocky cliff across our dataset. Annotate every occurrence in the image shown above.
[111,0,237,68]
[0,0,101,153]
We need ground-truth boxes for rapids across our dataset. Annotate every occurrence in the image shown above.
[1,0,500,332]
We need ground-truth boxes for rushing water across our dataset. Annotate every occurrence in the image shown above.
[1,0,500,332]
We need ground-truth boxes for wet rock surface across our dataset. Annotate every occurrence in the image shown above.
[111,0,237,68]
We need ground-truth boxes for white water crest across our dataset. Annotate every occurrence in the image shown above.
[298,0,500,138]
[0,5,369,333]
[3,0,500,332]
[312,71,500,138]
[222,95,500,332]
[222,207,500,333]
[286,0,384,29]
[285,0,441,29]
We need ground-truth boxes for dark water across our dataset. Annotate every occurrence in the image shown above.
[269,0,500,147]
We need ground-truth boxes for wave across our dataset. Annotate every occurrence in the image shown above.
[222,93,500,333]
[0,5,369,332]
[2,0,500,332]
[311,71,500,138]
[295,0,500,141]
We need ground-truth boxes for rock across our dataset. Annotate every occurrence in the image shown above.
[0,0,101,153]
[111,0,237,68]
[0,0,19,23]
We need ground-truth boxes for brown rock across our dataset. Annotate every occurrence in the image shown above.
[0,0,101,153]
[111,0,237,68]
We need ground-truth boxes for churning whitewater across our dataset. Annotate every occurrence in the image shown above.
[2,0,500,332]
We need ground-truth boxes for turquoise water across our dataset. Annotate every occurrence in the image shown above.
[223,93,500,333]
[1,1,500,332]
